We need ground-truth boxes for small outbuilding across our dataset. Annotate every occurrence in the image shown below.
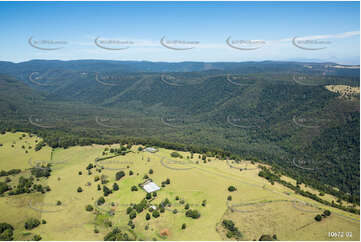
[144,147,158,153]
[141,180,160,193]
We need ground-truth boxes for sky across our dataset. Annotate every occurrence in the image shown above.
[0,1,359,64]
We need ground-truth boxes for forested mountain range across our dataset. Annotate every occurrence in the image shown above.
[0,60,359,203]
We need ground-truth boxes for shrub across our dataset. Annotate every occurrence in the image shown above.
[131,185,138,192]
[113,183,119,191]
[152,210,160,218]
[94,228,99,233]
[41,219,46,224]
[129,210,137,219]
[78,171,82,175]
[323,210,331,216]
[170,152,182,158]
[146,193,152,200]
[97,197,105,206]
[227,195,232,201]
[24,218,40,230]
[259,234,274,241]
[181,223,186,230]
[56,201,62,206]
[185,209,200,219]
[103,185,111,196]
[129,170,133,176]
[149,169,153,174]
[126,207,133,214]
[33,234,42,241]
[202,200,207,207]
[115,171,125,181]
[314,214,322,221]
[146,213,151,220]
[86,204,94,212]
[184,204,190,210]
[77,187,83,193]
[152,192,157,197]
[0,223,14,241]
[228,186,237,192]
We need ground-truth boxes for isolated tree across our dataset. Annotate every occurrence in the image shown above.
[86,204,94,212]
[181,223,186,230]
[146,213,151,220]
[97,197,105,206]
[113,183,119,191]
[152,210,160,218]
[314,214,322,222]
[149,169,153,174]
[77,187,83,193]
[115,171,125,181]
[228,186,237,192]
[323,210,331,216]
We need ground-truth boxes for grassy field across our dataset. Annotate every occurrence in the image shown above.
[0,132,359,241]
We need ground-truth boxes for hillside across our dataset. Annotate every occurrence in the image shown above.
[0,60,359,204]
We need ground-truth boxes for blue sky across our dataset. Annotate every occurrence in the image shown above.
[0,1,359,64]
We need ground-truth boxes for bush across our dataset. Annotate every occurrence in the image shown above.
[33,234,42,241]
[185,209,200,219]
[86,204,94,212]
[227,195,232,201]
[149,169,153,174]
[115,171,125,181]
[152,192,157,197]
[152,210,160,218]
[131,185,138,191]
[113,183,119,191]
[94,228,99,234]
[103,185,111,196]
[126,207,133,214]
[314,214,322,221]
[170,152,182,158]
[259,234,274,241]
[56,201,62,206]
[129,210,137,219]
[184,204,190,210]
[0,223,14,241]
[41,219,46,224]
[181,223,186,230]
[228,186,237,192]
[323,210,331,216]
[97,197,105,206]
[202,200,207,207]
[146,193,152,200]
[77,187,83,193]
[78,171,82,175]
[146,213,151,220]
[129,170,133,176]
[24,218,40,230]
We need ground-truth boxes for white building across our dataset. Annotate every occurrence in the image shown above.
[144,147,158,153]
[142,180,160,193]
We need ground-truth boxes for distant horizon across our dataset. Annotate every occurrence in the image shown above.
[0,2,359,65]
[1,58,360,66]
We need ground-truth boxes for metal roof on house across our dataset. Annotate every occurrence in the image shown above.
[143,181,160,193]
